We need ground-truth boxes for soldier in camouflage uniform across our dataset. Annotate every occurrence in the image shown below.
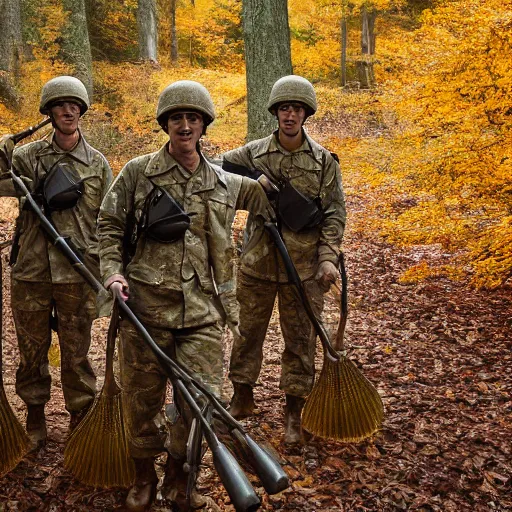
[0,76,112,450]
[97,80,272,512]
[224,75,346,444]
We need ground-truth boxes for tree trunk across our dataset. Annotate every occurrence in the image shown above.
[340,14,347,87]
[170,0,178,63]
[242,0,293,141]
[138,0,158,62]
[357,5,376,88]
[61,0,94,101]
[0,0,23,107]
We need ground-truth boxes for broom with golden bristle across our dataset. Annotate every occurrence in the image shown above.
[64,302,135,488]
[0,242,30,477]
[265,223,384,442]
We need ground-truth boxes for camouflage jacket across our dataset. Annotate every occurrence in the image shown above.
[222,130,346,282]
[98,144,271,329]
[0,130,112,283]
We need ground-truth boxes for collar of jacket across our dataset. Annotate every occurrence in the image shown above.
[36,129,93,166]
[144,143,228,192]
[253,129,324,165]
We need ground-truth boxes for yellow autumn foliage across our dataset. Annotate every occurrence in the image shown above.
[160,0,244,72]
[1,0,511,289]
[371,0,512,288]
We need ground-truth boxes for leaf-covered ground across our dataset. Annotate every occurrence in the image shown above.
[0,112,511,511]
[0,189,510,511]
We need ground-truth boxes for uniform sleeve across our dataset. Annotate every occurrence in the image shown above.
[221,145,262,179]
[0,146,35,197]
[317,153,346,265]
[99,155,113,201]
[0,172,17,196]
[97,161,137,284]
[235,176,275,221]
[0,134,14,176]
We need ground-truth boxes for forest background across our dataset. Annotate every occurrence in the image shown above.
[0,1,511,511]
[1,0,511,289]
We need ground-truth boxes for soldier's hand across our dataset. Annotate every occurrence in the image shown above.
[0,135,15,171]
[257,174,279,201]
[105,274,130,301]
[315,260,339,292]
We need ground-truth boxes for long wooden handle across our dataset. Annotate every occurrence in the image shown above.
[264,222,340,361]
[334,252,348,351]
[10,118,51,145]
[0,244,3,379]
[0,242,12,379]
[103,301,120,396]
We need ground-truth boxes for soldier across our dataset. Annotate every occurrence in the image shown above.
[97,80,272,512]
[0,76,113,450]
[224,75,346,444]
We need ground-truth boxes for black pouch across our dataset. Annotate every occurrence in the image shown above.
[43,161,84,211]
[144,187,191,243]
[278,180,324,232]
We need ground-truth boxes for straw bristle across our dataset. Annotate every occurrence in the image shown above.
[64,391,135,488]
[0,387,30,477]
[302,355,384,442]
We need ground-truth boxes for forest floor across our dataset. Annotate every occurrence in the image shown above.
[0,119,511,511]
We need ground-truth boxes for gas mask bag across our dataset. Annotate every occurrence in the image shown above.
[43,161,84,210]
[144,187,191,243]
[278,180,324,232]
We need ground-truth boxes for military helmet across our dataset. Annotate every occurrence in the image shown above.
[156,80,216,130]
[39,76,90,116]
[267,75,317,117]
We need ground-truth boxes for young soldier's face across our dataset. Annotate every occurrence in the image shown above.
[276,102,306,138]
[50,99,81,135]
[167,110,204,154]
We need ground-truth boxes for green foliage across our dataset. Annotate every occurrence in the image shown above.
[20,0,42,51]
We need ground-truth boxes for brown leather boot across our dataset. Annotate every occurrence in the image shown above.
[26,404,47,451]
[228,383,255,419]
[125,458,158,512]
[161,456,206,511]
[284,394,305,445]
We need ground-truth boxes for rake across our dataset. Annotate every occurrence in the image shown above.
[0,241,30,477]
[10,153,290,511]
[265,222,384,442]
[64,301,135,487]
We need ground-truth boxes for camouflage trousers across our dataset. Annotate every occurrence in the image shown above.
[11,279,97,413]
[229,272,324,398]
[119,318,223,459]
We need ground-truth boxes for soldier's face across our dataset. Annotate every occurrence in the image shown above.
[277,102,306,137]
[167,110,204,154]
[50,100,81,135]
